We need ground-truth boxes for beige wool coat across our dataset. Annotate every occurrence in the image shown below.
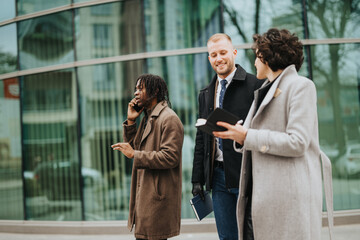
[123,101,184,240]
[237,65,328,240]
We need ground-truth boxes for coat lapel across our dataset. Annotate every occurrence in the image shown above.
[244,102,256,129]
[141,119,152,144]
[254,80,279,118]
[252,65,298,123]
[140,101,167,145]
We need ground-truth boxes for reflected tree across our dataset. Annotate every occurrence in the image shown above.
[223,0,261,72]
[0,50,16,74]
[308,0,360,156]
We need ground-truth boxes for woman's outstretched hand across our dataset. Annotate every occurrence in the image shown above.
[213,121,248,145]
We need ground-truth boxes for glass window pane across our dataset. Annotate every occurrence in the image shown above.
[0,24,18,74]
[307,1,360,39]
[0,78,24,220]
[18,11,74,70]
[74,0,92,3]
[0,0,15,21]
[143,0,221,51]
[78,60,142,220]
[224,0,305,44]
[75,1,143,61]
[75,0,221,61]
[17,0,71,16]
[312,43,360,210]
[21,69,82,220]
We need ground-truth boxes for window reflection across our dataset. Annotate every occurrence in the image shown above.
[17,0,70,16]
[21,69,83,220]
[91,4,112,16]
[75,0,221,62]
[307,0,360,39]
[224,0,304,44]
[73,0,92,3]
[78,61,141,220]
[75,1,143,61]
[143,0,221,51]
[23,72,72,112]
[18,11,74,70]
[0,0,15,21]
[0,24,17,74]
[0,78,24,220]
[312,43,360,210]
[93,24,113,48]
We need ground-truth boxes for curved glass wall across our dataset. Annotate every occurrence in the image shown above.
[0,0,359,221]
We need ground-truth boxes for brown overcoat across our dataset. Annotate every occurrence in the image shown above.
[123,101,184,240]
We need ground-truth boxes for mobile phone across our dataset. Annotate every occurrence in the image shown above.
[133,103,142,112]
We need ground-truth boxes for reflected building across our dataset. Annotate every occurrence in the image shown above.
[0,0,359,225]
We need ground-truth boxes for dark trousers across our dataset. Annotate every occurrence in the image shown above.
[212,166,239,240]
[243,185,254,240]
[243,153,255,240]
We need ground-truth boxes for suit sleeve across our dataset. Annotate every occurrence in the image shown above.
[191,93,206,185]
[244,79,318,157]
[133,114,184,169]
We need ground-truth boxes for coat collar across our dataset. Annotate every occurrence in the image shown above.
[251,64,298,120]
[232,64,247,81]
[201,64,247,92]
[141,101,167,144]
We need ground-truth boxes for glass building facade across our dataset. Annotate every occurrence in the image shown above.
[0,0,359,221]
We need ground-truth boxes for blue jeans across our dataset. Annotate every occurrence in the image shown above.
[212,166,239,240]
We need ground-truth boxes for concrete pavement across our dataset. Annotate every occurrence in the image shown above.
[0,224,359,240]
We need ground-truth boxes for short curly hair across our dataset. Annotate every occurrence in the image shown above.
[252,28,304,72]
[136,74,171,108]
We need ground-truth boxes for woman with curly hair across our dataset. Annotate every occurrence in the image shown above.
[213,28,333,240]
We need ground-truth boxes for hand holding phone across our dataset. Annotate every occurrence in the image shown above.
[132,103,142,112]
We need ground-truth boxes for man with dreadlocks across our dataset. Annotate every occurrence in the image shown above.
[112,74,184,240]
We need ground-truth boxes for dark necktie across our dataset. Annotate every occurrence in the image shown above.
[218,79,227,151]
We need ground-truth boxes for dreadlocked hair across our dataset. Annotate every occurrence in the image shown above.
[136,74,172,108]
